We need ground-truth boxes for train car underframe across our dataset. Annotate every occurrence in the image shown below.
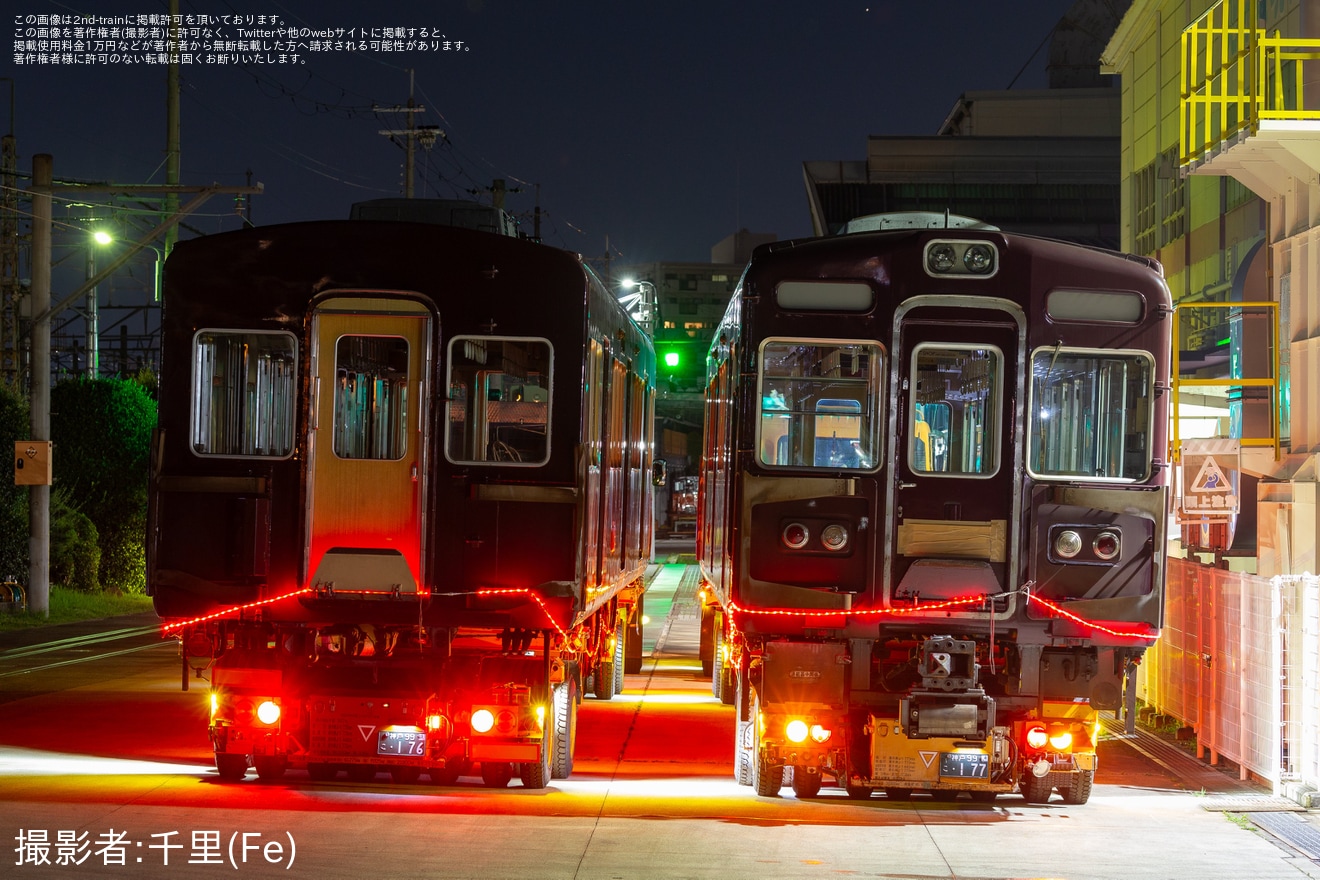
[193,591,641,787]
[730,629,1136,804]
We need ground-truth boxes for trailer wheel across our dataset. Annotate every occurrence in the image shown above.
[611,617,625,695]
[844,783,872,800]
[307,763,335,782]
[623,595,644,674]
[883,788,912,801]
[551,676,578,779]
[790,766,822,799]
[481,762,513,788]
[253,756,286,782]
[710,623,725,700]
[429,761,466,786]
[970,791,999,803]
[520,722,553,789]
[391,766,422,785]
[215,754,248,782]
[1061,768,1093,805]
[699,602,715,676]
[1021,773,1053,804]
[749,693,783,797]
[734,673,753,785]
[719,663,736,706]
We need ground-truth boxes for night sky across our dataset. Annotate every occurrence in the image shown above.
[14,1,1081,265]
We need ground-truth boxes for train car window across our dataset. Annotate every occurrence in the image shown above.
[191,330,296,458]
[908,345,1001,476]
[756,339,881,471]
[333,335,410,460]
[1028,348,1154,482]
[445,336,552,466]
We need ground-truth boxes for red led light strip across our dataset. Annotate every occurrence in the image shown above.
[725,591,1157,641]
[160,587,313,634]
[1024,593,1157,640]
[475,588,568,638]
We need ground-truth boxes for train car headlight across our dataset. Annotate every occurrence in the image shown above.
[785,719,809,743]
[928,244,956,273]
[1049,729,1074,751]
[1054,530,1083,559]
[820,524,849,551]
[1093,530,1121,561]
[255,700,281,725]
[809,724,832,743]
[963,244,995,274]
[782,522,810,550]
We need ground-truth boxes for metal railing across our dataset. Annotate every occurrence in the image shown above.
[1181,0,1320,167]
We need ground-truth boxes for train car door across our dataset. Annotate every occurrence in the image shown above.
[886,298,1024,603]
[305,297,431,594]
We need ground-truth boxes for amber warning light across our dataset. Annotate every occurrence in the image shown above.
[13,441,52,486]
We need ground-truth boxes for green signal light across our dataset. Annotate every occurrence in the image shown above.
[663,351,680,368]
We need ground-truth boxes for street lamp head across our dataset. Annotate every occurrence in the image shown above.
[92,230,113,246]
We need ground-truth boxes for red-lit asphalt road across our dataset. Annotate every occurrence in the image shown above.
[2,605,1320,879]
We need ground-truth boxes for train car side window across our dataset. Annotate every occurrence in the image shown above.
[333,335,410,460]
[1028,348,1154,482]
[908,345,1002,477]
[445,336,552,466]
[756,339,882,471]
[191,330,297,458]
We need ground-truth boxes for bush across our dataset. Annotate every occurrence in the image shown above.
[49,489,101,592]
[50,378,156,594]
[0,382,29,582]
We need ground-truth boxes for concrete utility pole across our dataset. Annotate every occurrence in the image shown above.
[376,70,440,198]
[28,154,51,617]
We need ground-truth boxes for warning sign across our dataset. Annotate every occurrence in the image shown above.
[1178,439,1240,521]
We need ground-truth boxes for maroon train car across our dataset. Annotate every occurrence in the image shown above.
[698,213,1171,804]
[149,213,657,787]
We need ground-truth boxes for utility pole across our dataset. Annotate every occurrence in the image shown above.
[164,0,180,259]
[376,70,439,198]
[28,154,51,617]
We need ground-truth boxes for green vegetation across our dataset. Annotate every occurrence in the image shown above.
[0,583,154,632]
[1222,811,1255,830]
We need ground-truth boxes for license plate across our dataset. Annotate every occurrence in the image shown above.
[377,729,426,757]
[939,752,988,778]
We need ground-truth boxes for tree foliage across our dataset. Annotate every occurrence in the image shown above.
[0,382,28,582]
[50,378,156,593]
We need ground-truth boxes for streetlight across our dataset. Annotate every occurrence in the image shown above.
[618,278,656,335]
[85,227,115,378]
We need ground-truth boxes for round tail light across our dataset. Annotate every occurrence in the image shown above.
[1093,530,1121,561]
[1025,725,1049,750]
[782,522,809,550]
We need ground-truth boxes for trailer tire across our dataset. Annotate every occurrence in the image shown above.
[520,722,553,789]
[1061,768,1093,805]
[307,763,335,782]
[700,602,715,677]
[429,761,466,786]
[710,623,725,700]
[593,619,624,700]
[844,783,872,800]
[1021,773,1053,804]
[215,754,248,782]
[884,788,912,801]
[253,756,286,782]
[790,766,822,799]
[391,766,422,785]
[734,673,753,785]
[612,618,626,694]
[624,595,644,674]
[552,676,578,779]
[970,791,999,803]
[752,754,784,798]
[719,663,736,706]
[481,762,513,788]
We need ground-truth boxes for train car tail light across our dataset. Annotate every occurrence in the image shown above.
[809,724,832,743]
[1054,530,1083,559]
[494,709,518,735]
[785,719,809,743]
[471,709,495,733]
[782,522,810,550]
[1048,728,1074,751]
[1025,725,1049,750]
[427,714,444,731]
[820,524,849,551]
[1093,530,1121,561]
[255,700,281,725]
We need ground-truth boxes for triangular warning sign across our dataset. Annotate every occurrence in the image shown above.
[1190,456,1231,493]
[358,725,376,742]
[919,751,938,769]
